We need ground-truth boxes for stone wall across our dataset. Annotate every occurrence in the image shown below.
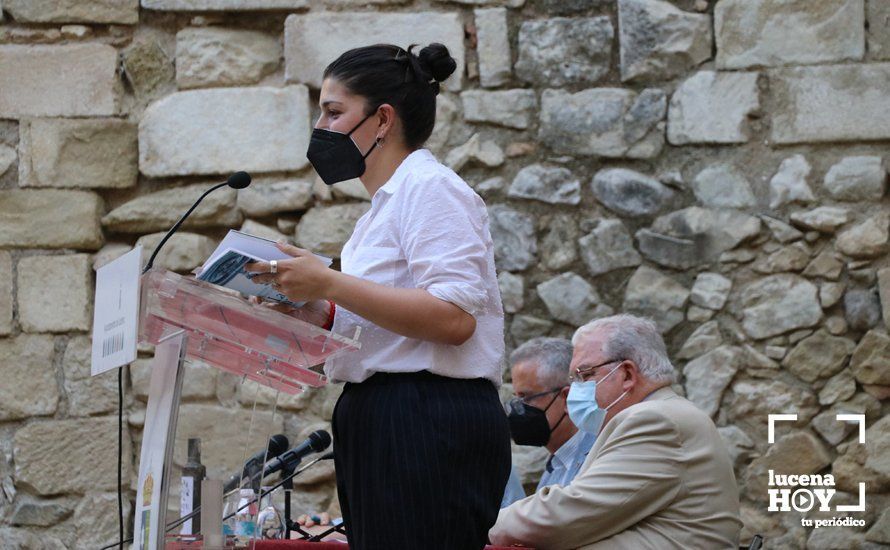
[0,0,888,548]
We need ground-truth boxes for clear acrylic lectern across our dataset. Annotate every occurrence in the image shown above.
[133,268,361,549]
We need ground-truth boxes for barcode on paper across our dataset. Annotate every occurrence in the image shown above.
[103,332,125,357]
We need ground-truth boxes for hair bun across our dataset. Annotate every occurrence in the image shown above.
[417,43,457,83]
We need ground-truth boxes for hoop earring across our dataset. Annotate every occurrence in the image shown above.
[376,136,385,148]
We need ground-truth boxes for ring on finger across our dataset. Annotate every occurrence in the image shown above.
[270,260,278,274]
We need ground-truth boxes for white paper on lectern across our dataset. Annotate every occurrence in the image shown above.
[91,246,142,376]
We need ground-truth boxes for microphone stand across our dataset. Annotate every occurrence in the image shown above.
[142,181,228,274]
[97,453,328,550]
[281,461,297,539]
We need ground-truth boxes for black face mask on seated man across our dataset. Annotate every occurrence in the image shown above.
[306,112,378,186]
[506,390,566,447]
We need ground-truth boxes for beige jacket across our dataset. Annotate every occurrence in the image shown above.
[489,387,742,549]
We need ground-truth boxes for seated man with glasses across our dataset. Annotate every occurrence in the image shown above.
[490,314,742,549]
[501,338,597,506]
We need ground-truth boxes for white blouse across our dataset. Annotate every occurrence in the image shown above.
[324,149,505,385]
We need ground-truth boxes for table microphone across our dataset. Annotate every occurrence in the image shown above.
[222,433,288,493]
[142,171,251,274]
[260,430,332,479]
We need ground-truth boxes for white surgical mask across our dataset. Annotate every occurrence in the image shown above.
[566,364,628,434]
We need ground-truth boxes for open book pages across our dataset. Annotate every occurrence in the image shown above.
[196,230,332,307]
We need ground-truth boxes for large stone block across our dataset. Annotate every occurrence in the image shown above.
[295,203,371,258]
[592,168,673,217]
[768,154,814,209]
[539,215,578,270]
[0,45,118,118]
[516,17,612,87]
[782,330,855,383]
[0,190,104,249]
[728,379,819,428]
[0,251,11,335]
[683,346,741,417]
[541,88,666,158]
[677,321,722,360]
[284,12,465,90]
[689,272,732,311]
[102,183,239,233]
[715,0,864,69]
[143,0,307,9]
[622,265,689,333]
[19,118,138,189]
[851,330,890,385]
[740,274,822,339]
[18,254,92,333]
[691,164,756,209]
[3,0,138,23]
[445,133,504,171]
[537,272,613,327]
[508,164,580,205]
[139,86,310,177]
[489,205,537,271]
[461,89,536,130]
[0,335,59,420]
[237,179,314,217]
[475,8,511,88]
[668,71,760,144]
[648,207,761,262]
[823,156,886,201]
[14,416,132,494]
[578,219,641,277]
[175,27,281,90]
[62,336,117,417]
[836,214,889,258]
[618,0,712,82]
[771,64,890,144]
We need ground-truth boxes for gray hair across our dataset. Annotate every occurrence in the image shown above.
[509,337,573,389]
[572,314,676,384]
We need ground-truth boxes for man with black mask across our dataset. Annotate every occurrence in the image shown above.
[502,337,597,505]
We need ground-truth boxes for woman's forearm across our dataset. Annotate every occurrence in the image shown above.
[325,271,476,346]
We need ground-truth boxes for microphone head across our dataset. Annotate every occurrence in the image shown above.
[308,430,332,453]
[267,434,289,457]
[227,171,251,189]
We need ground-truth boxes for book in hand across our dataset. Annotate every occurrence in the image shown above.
[196,230,332,308]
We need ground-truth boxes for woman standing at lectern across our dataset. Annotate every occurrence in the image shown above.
[246,43,510,550]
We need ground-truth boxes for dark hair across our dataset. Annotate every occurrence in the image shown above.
[323,43,457,149]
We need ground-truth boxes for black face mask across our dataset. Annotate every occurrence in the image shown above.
[506,390,566,447]
[306,112,378,186]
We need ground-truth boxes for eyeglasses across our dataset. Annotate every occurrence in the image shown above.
[568,359,623,383]
[505,387,564,413]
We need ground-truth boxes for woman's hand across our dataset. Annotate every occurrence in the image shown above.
[245,242,336,302]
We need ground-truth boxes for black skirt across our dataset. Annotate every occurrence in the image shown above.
[332,370,512,550]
